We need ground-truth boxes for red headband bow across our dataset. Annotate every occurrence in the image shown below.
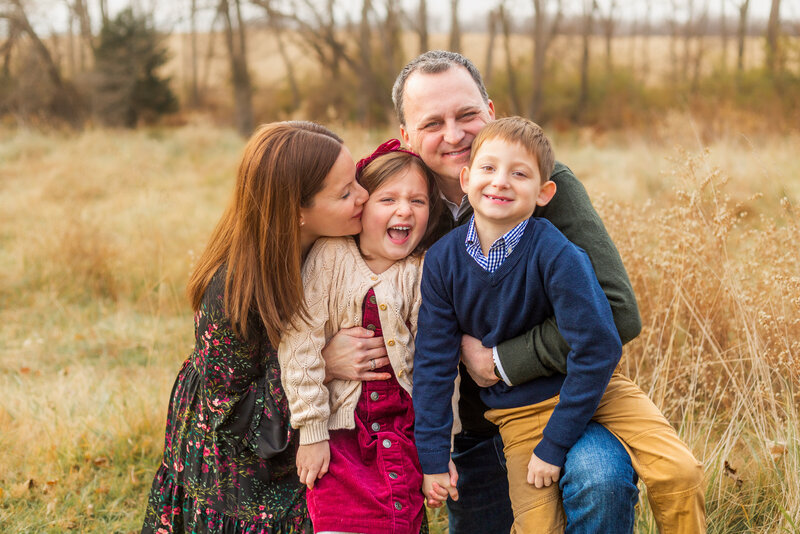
[355,139,421,179]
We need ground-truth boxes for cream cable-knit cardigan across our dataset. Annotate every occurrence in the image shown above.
[278,236,425,446]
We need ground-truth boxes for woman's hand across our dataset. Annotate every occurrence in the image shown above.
[460,334,499,387]
[321,326,391,382]
[296,441,330,490]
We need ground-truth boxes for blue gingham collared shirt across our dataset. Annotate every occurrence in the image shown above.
[465,216,529,273]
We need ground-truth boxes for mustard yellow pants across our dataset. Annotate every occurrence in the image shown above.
[485,373,706,534]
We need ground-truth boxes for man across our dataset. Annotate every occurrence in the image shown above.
[393,50,642,533]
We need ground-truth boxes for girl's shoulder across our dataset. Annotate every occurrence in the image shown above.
[303,236,359,270]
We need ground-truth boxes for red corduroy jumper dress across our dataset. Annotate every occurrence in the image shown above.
[306,288,425,534]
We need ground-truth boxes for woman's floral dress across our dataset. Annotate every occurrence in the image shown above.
[142,267,311,533]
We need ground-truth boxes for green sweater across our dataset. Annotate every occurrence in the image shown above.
[434,161,642,434]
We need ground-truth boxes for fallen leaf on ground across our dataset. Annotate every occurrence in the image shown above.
[723,460,743,488]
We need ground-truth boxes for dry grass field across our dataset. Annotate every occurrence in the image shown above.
[1,117,798,533]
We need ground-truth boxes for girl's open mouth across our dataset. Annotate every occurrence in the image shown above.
[387,225,411,244]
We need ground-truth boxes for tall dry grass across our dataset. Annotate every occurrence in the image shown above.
[0,119,798,532]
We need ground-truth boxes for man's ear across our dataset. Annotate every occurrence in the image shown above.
[487,99,496,120]
[537,180,557,206]
[459,166,471,194]
[400,125,411,147]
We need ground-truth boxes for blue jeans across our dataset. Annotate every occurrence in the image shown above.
[447,422,638,534]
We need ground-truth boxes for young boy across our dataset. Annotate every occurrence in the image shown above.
[412,117,705,533]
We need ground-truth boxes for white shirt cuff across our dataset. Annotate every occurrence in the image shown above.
[492,346,513,386]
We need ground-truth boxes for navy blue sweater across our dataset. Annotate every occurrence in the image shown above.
[413,218,622,473]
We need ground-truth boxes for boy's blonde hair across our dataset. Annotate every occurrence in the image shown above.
[470,117,555,183]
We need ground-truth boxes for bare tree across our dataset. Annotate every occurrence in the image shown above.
[577,0,597,119]
[98,0,108,27]
[188,0,199,107]
[219,0,253,136]
[483,7,497,86]
[380,0,402,79]
[736,0,750,72]
[1,0,83,124]
[720,0,728,70]
[449,0,461,52]
[529,0,562,118]
[765,0,781,73]
[498,1,521,115]
[599,0,616,73]
[418,0,428,54]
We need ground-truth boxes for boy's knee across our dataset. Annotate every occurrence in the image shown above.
[670,459,705,493]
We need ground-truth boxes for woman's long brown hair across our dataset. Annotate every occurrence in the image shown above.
[187,121,343,347]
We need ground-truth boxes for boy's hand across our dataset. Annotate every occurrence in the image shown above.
[527,452,560,488]
[296,441,330,490]
[423,463,459,508]
[460,334,499,387]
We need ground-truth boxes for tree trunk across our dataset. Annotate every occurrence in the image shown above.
[577,0,596,120]
[188,0,199,107]
[418,0,429,54]
[765,0,781,73]
[642,0,651,81]
[720,0,728,71]
[381,0,402,78]
[499,3,521,115]
[449,0,461,52]
[602,0,616,73]
[220,0,254,136]
[483,8,497,86]
[682,0,694,82]
[273,20,300,111]
[530,0,561,119]
[736,0,750,72]
[98,0,108,27]
[358,0,375,124]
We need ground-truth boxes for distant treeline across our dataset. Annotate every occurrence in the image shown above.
[1,0,798,134]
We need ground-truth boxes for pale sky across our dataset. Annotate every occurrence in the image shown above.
[23,0,791,37]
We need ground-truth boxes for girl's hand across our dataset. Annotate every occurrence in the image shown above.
[527,452,560,488]
[423,469,459,507]
[296,441,330,490]
[321,326,391,382]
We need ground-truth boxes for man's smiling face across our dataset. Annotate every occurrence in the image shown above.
[400,66,495,186]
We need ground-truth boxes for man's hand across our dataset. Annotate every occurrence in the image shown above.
[296,441,330,490]
[460,334,499,387]
[321,326,391,383]
[423,464,459,508]
[527,452,560,488]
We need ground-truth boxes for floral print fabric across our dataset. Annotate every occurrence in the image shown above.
[142,267,311,533]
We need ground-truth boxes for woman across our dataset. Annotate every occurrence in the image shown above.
[142,121,374,533]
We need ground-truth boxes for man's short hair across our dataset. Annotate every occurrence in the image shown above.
[470,117,555,183]
[392,50,490,127]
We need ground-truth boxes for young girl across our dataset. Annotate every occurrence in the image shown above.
[278,140,441,534]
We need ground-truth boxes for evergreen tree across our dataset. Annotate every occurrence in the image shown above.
[93,8,177,127]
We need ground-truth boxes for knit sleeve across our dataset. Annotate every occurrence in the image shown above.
[495,162,641,385]
[277,239,337,445]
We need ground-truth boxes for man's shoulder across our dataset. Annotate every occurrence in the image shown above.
[549,161,585,192]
